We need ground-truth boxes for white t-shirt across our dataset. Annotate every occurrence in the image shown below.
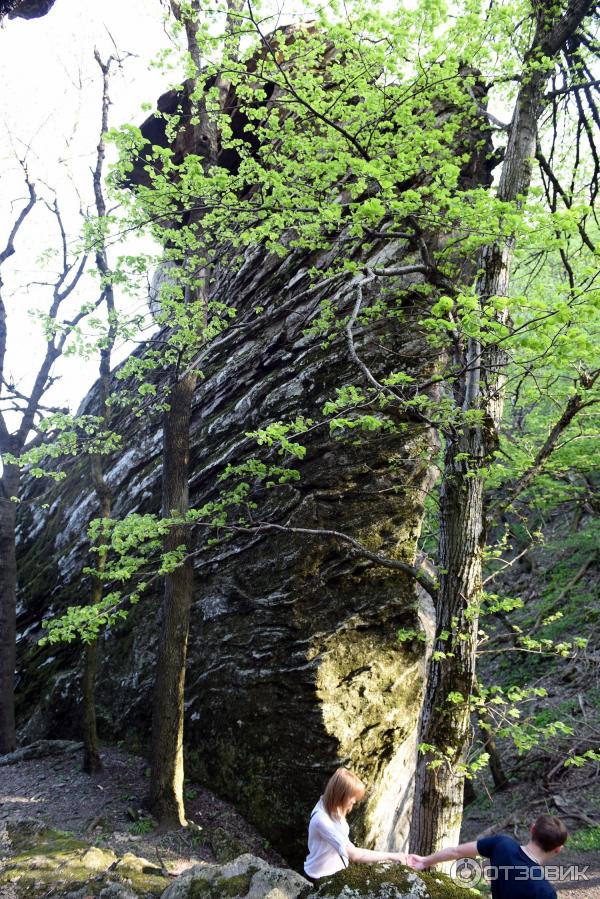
[304,797,355,879]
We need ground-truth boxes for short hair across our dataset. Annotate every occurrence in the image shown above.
[323,767,366,818]
[532,815,568,851]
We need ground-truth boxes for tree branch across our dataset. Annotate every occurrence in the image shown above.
[488,368,600,518]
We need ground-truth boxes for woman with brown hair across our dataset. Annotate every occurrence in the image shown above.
[304,767,416,881]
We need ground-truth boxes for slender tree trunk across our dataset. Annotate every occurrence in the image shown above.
[82,639,101,771]
[82,463,111,774]
[149,370,196,826]
[410,0,596,855]
[483,728,509,792]
[81,50,118,775]
[0,463,19,754]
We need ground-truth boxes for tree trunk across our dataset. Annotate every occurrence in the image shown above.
[410,429,485,853]
[82,638,102,772]
[149,369,196,826]
[484,728,509,792]
[0,463,19,754]
[410,0,596,855]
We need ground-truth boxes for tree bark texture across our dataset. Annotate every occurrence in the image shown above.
[149,370,197,826]
[410,430,485,854]
[82,638,102,773]
[0,464,19,754]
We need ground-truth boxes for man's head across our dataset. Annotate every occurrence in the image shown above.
[531,815,568,854]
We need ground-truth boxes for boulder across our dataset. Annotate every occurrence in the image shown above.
[14,42,494,862]
[161,853,310,899]
[160,854,476,899]
[0,823,169,898]
[312,863,478,899]
[15,232,439,865]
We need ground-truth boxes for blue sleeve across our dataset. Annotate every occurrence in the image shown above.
[476,835,499,858]
[476,834,515,858]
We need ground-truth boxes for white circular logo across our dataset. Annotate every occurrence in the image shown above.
[451,858,482,885]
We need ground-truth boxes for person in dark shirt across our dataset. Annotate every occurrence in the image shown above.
[412,814,568,898]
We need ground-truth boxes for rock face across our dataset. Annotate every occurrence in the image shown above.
[0,0,57,20]
[15,233,438,864]
[14,49,494,864]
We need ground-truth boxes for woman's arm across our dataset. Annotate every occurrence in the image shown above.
[346,846,410,865]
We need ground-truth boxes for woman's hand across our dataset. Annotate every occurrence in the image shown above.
[387,852,422,866]
[405,854,428,870]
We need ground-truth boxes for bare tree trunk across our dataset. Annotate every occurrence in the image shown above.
[0,463,19,754]
[483,728,509,792]
[149,370,196,826]
[410,0,597,855]
[80,50,121,775]
[82,639,101,771]
[147,0,241,828]
[82,462,112,774]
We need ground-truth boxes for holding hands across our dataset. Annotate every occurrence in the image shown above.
[404,854,428,870]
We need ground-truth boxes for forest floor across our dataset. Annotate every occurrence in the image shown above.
[2,740,599,897]
[0,740,286,881]
[460,513,600,895]
[463,780,600,896]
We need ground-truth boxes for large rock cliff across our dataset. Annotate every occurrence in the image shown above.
[14,50,495,865]
[15,229,438,865]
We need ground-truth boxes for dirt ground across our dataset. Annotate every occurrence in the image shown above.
[463,782,600,897]
[0,741,286,877]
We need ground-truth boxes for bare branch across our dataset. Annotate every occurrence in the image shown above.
[195,518,439,599]
[545,76,600,98]
[0,174,36,268]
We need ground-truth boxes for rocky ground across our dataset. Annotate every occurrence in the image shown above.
[0,741,286,877]
[1,740,598,898]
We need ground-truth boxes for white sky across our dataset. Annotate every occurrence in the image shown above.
[0,0,175,424]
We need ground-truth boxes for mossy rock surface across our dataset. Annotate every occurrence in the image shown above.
[160,854,477,899]
[160,853,311,899]
[0,823,169,898]
[314,863,478,899]
[209,826,251,863]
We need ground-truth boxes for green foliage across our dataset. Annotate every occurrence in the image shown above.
[397,628,427,644]
[567,826,600,850]
[2,413,122,481]
[128,819,155,835]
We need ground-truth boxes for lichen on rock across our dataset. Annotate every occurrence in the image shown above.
[0,822,169,898]
[160,853,309,899]
[313,862,477,899]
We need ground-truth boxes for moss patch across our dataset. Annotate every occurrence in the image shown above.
[0,827,168,898]
[188,866,258,899]
[315,864,412,896]
[209,826,250,863]
[314,864,476,898]
[419,870,480,898]
[567,825,600,851]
